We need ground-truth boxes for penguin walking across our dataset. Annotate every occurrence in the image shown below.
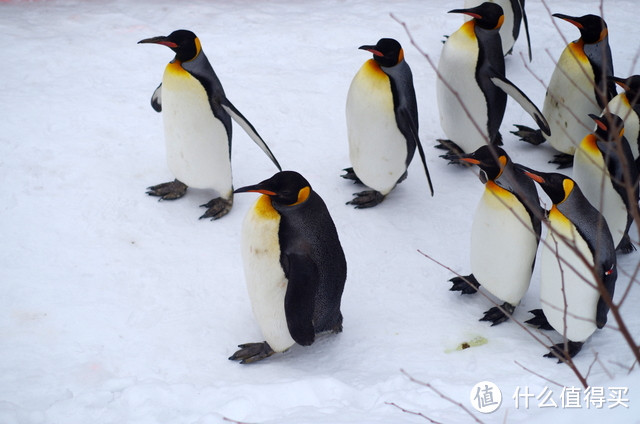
[519,167,617,360]
[436,2,548,160]
[344,38,434,208]
[449,146,542,325]
[463,0,531,60]
[139,30,281,220]
[513,14,616,168]
[607,75,640,170]
[572,113,639,253]
[229,171,347,363]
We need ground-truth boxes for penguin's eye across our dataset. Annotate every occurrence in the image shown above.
[478,170,488,184]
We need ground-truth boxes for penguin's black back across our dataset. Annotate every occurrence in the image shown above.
[475,25,507,142]
[275,191,347,334]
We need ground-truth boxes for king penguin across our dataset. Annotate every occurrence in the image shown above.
[513,14,616,168]
[572,113,639,253]
[138,30,281,220]
[449,146,542,325]
[229,171,347,363]
[344,38,434,208]
[518,167,617,360]
[607,75,640,170]
[463,0,531,60]
[436,2,548,160]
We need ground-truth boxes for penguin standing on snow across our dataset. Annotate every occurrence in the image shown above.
[449,146,541,325]
[519,167,617,360]
[436,2,548,160]
[514,14,616,168]
[344,38,434,208]
[139,30,281,220]
[463,0,531,60]
[229,171,346,363]
[572,113,639,253]
[607,75,640,170]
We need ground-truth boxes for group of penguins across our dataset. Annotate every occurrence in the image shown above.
[138,1,640,364]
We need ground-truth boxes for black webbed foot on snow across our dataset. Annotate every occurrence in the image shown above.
[480,302,516,326]
[512,125,546,146]
[616,233,636,254]
[146,179,188,200]
[549,153,574,169]
[229,341,276,364]
[199,195,233,220]
[341,167,364,185]
[525,309,554,330]
[449,274,480,295]
[544,341,584,363]
[347,190,385,208]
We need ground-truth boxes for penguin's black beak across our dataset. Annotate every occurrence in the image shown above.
[612,76,630,91]
[358,45,383,57]
[552,14,583,28]
[448,8,482,19]
[234,183,276,196]
[457,154,481,166]
[516,164,545,184]
[138,35,177,48]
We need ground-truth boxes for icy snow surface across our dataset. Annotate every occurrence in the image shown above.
[1,0,639,423]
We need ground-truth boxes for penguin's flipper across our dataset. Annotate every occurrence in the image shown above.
[146,179,187,200]
[480,302,516,326]
[525,309,554,330]
[284,253,319,346]
[596,261,617,329]
[347,190,385,208]
[511,125,546,146]
[341,167,364,185]
[490,75,550,136]
[151,83,162,112]
[199,193,233,220]
[220,101,282,171]
[544,341,584,363]
[449,274,480,295]
[398,109,434,196]
[228,342,275,364]
[518,0,532,62]
[548,153,574,169]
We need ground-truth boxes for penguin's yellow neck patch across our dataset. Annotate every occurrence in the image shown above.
[581,134,600,155]
[549,204,571,228]
[568,40,588,63]
[361,59,387,79]
[459,20,476,39]
[291,186,311,206]
[165,61,188,77]
[486,180,509,198]
[254,195,279,220]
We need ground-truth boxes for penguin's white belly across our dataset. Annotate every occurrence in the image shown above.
[346,60,408,195]
[162,63,231,194]
[541,212,599,342]
[470,183,537,304]
[241,196,295,352]
[573,147,627,247]
[437,23,488,153]
[607,95,640,159]
[543,44,598,155]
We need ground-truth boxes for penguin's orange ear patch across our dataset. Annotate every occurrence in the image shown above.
[291,186,311,206]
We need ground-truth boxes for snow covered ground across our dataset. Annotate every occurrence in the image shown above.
[1,0,638,423]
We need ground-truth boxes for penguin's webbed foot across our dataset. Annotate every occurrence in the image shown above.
[511,125,546,146]
[544,341,584,363]
[347,190,385,208]
[435,139,468,165]
[449,274,480,295]
[525,309,554,330]
[480,302,515,326]
[146,179,188,200]
[229,341,275,364]
[616,233,636,254]
[199,195,233,220]
[549,153,574,169]
[341,167,364,185]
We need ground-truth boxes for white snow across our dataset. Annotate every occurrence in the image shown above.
[1,1,638,423]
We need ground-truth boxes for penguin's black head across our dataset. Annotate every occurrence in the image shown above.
[614,75,640,106]
[359,38,404,68]
[235,171,312,206]
[459,145,509,183]
[138,29,201,62]
[552,14,608,44]
[518,166,573,205]
[449,2,504,30]
[589,113,625,142]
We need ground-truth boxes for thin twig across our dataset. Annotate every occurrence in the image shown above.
[514,360,565,388]
[386,402,442,424]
